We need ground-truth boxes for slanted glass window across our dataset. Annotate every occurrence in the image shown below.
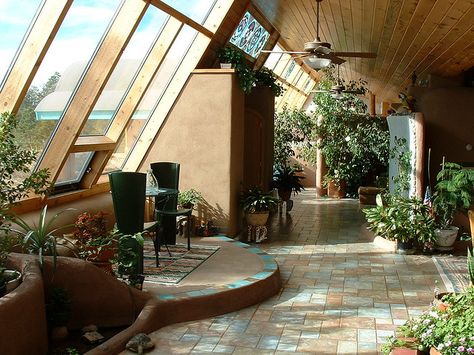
[104,26,198,173]
[80,7,169,136]
[263,44,283,71]
[161,0,217,24]
[14,0,121,175]
[56,152,93,186]
[283,60,296,80]
[0,0,43,90]
[229,11,269,59]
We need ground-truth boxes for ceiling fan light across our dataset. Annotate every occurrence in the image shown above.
[304,56,331,70]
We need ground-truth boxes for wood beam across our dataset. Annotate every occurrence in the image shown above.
[149,0,214,38]
[80,17,183,189]
[0,0,73,114]
[71,136,115,153]
[37,0,149,182]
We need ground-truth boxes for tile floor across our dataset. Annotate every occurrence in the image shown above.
[143,189,444,354]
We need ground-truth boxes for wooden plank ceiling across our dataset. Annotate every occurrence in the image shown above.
[252,0,474,102]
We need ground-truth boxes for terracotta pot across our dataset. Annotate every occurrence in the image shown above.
[278,189,292,201]
[327,180,346,198]
[245,211,270,226]
[434,226,459,251]
[430,347,442,355]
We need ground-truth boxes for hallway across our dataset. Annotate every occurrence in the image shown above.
[131,190,444,354]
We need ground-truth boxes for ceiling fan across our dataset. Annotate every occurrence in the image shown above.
[311,64,362,99]
[261,0,377,68]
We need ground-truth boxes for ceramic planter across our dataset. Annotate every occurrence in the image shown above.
[245,211,270,226]
[327,180,346,198]
[434,226,459,251]
[220,63,232,69]
[397,240,415,255]
[5,270,22,293]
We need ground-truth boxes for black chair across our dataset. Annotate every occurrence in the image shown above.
[150,162,192,251]
[108,172,160,272]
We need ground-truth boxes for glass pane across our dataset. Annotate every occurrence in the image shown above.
[104,26,198,173]
[14,0,121,175]
[80,7,169,136]
[283,60,296,80]
[56,152,93,186]
[263,44,283,71]
[161,0,216,24]
[0,0,43,89]
[229,11,270,59]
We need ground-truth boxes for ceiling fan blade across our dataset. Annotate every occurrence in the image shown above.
[332,52,377,58]
[325,54,345,65]
[260,50,309,55]
[315,46,331,55]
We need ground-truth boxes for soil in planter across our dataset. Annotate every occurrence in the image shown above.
[49,325,127,355]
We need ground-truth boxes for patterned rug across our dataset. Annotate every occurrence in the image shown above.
[142,240,219,284]
[432,255,469,292]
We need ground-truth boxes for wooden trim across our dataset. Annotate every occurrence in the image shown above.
[10,182,110,215]
[149,0,214,38]
[80,17,183,189]
[0,0,73,114]
[37,0,149,182]
[71,136,115,153]
[192,69,236,74]
[124,0,232,171]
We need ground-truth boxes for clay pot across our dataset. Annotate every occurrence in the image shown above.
[245,211,270,226]
[278,189,292,202]
[430,347,442,355]
[434,226,459,251]
[327,180,346,198]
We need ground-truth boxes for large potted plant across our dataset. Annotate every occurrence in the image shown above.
[364,194,436,253]
[240,187,278,227]
[314,69,389,197]
[177,189,203,209]
[74,211,116,273]
[432,162,474,250]
[272,166,304,202]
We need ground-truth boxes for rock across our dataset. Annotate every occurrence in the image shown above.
[126,333,155,354]
[81,324,98,333]
[82,331,104,344]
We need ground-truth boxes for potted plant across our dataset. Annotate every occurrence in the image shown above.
[240,187,279,227]
[432,162,474,250]
[74,211,116,273]
[254,67,284,97]
[0,234,22,297]
[272,165,304,202]
[217,46,242,69]
[383,287,474,355]
[177,189,203,209]
[364,194,436,254]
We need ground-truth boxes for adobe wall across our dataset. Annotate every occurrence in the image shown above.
[140,70,245,236]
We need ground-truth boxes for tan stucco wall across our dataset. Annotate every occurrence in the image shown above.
[140,70,245,236]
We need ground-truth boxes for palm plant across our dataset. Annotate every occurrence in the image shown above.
[5,205,74,268]
[240,187,278,213]
[272,166,304,194]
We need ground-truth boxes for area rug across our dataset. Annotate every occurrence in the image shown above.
[432,255,469,293]
[142,240,219,284]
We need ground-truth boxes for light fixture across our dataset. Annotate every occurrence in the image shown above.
[304,55,331,70]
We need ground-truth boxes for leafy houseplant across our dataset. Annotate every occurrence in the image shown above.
[73,211,115,261]
[432,162,474,250]
[314,70,389,197]
[273,106,316,168]
[0,112,51,220]
[383,288,474,355]
[5,205,74,268]
[363,194,436,252]
[272,166,304,201]
[433,162,474,229]
[115,232,145,288]
[217,46,255,94]
[177,189,203,209]
[240,187,278,227]
[217,46,243,67]
[254,67,284,97]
